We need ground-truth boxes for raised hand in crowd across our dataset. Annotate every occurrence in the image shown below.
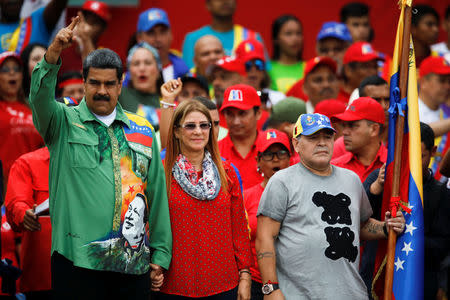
[160,78,182,148]
[46,16,80,64]
[73,12,96,62]
[369,163,385,196]
[23,204,41,232]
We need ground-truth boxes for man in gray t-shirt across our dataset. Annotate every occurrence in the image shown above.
[256,113,406,299]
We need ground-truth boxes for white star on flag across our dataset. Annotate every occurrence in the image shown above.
[405,203,414,214]
[394,257,405,271]
[405,221,417,236]
[401,242,414,256]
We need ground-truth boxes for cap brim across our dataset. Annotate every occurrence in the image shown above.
[220,102,254,112]
[317,33,351,42]
[140,20,170,32]
[332,110,364,122]
[258,140,291,153]
[301,125,336,136]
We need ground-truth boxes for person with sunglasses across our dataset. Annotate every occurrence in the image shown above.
[235,39,285,131]
[243,129,291,300]
[158,100,252,299]
[0,52,43,194]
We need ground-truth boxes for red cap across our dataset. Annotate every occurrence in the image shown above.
[0,51,21,66]
[314,99,347,119]
[333,97,385,124]
[304,56,337,78]
[220,84,261,112]
[257,129,291,153]
[235,38,265,62]
[419,56,450,77]
[343,42,382,64]
[212,56,246,77]
[82,1,111,23]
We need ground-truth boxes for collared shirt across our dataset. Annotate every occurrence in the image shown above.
[28,58,172,274]
[332,144,387,182]
[219,133,262,190]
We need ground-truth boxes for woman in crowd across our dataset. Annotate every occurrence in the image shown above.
[157,99,252,299]
[268,15,305,94]
[119,42,163,129]
[20,43,47,98]
[0,52,43,191]
[243,129,291,300]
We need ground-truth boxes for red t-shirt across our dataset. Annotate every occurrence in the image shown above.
[243,183,264,283]
[218,133,263,190]
[0,101,43,183]
[0,213,20,296]
[4,147,51,292]
[332,144,387,182]
[336,88,351,104]
[160,161,252,297]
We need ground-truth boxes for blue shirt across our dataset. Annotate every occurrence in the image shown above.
[0,7,50,53]
[182,25,264,69]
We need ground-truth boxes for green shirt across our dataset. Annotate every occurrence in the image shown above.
[268,60,305,94]
[29,58,172,274]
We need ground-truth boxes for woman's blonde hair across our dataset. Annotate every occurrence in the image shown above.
[164,100,228,196]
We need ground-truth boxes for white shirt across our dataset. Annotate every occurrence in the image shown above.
[93,108,117,127]
[162,64,174,82]
[431,42,450,56]
[418,98,441,124]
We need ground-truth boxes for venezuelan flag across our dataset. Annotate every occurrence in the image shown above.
[372,1,424,299]
[123,114,153,148]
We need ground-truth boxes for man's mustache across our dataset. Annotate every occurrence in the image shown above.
[93,94,110,101]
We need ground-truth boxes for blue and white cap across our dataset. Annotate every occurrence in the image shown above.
[293,113,336,138]
[316,22,352,42]
[137,8,170,33]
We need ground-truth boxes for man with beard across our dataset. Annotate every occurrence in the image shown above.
[0,0,69,52]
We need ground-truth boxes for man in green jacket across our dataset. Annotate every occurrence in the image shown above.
[29,17,172,299]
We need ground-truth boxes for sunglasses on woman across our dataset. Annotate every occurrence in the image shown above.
[260,149,290,161]
[179,122,211,131]
[245,59,265,71]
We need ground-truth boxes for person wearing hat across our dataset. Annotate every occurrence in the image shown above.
[191,35,225,78]
[331,97,387,183]
[137,8,188,82]
[0,0,69,53]
[59,1,110,75]
[181,0,264,70]
[243,129,291,299]
[0,51,43,190]
[314,99,347,140]
[287,56,340,113]
[316,21,353,72]
[256,112,405,299]
[341,41,383,103]
[418,55,450,181]
[210,55,246,110]
[219,84,263,190]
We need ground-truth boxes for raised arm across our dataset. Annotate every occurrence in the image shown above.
[43,0,69,33]
[159,78,182,149]
[255,215,285,300]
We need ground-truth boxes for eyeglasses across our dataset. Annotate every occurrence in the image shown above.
[245,59,265,71]
[0,66,21,73]
[179,122,211,131]
[260,150,290,161]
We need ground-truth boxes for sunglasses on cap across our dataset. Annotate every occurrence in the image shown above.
[245,59,265,71]
[179,122,211,131]
[259,149,290,161]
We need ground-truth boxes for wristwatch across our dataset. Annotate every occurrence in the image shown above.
[262,280,280,295]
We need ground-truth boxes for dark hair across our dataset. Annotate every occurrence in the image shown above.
[271,14,302,60]
[359,75,388,96]
[57,71,83,97]
[412,4,439,26]
[193,96,217,110]
[446,6,450,20]
[83,48,123,81]
[20,43,47,97]
[340,2,369,23]
[420,122,435,151]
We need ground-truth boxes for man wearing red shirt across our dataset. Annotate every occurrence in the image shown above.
[219,84,262,190]
[332,97,387,182]
[5,147,52,299]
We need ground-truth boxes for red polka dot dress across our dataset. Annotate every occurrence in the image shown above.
[160,161,252,297]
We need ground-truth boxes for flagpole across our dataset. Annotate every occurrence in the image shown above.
[383,3,412,300]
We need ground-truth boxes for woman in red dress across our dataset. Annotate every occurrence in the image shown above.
[157,100,253,299]
[0,52,43,193]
